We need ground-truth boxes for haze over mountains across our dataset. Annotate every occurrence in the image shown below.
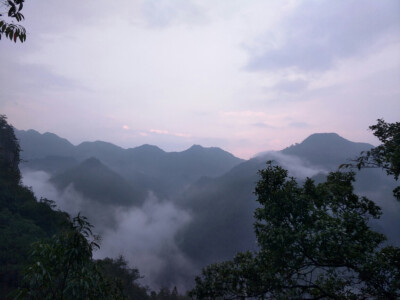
[16,129,400,290]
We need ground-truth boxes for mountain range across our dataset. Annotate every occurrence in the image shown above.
[15,129,400,289]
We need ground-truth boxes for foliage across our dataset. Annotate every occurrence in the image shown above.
[150,287,190,300]
[341,119,400,200]
[189,163,400,299]
[0,114,21,183]
[96,256,149,300]
[0,0,26,42]
[0,115,71,296]
[14,214,125,300]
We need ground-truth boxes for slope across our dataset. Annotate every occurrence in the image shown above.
[177,133,398,268]
[50,157,145,207]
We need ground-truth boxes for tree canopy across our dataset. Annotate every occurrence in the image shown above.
[189,163,400,299]
[342,119,400,201]
[0,0,26,42]
[14,214,126,299]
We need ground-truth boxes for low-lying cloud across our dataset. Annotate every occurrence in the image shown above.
[21,169,195,290]
[255,151,328,179]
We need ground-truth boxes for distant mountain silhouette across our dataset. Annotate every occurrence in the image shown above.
[16,128,399,277]
[50,157,145,206]
[15,129,75,160]
[20,155,79,175]
[75,141,124,161]
[281,133,373,168]
[16,129,244,197]
[177,133,399,266]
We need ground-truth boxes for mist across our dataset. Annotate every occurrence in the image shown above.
[21,169,195,290]
[255,151,328,179]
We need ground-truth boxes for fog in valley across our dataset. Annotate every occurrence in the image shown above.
[1,0,399,298]
[19,132,400,290]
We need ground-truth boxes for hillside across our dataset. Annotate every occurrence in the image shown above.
[16,129,244,198]
[14,127,400,290]
[50,157,145,206]
[176,133,399,268]
[281,133,373,168]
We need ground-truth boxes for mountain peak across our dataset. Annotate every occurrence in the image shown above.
[80,157,103,168]
[281,132,373,168]
[77,140,123,149]
[187,144,204,151]
[302,133,348,144]
[130,144,165,153]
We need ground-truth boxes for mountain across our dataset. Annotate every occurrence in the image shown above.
[19,155,79,175]
[16,129,244,198]
[15,128,400,287]
[117,144,244,198]
[0,118,71,295]
[281,133,373,168]
[15,129,76,160]
[50,157,145,206]
[176,158,262,266]
[75,141,125,162]
[176,133,399,266]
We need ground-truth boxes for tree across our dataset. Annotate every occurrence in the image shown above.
[341,119,400,201]
[96,256,150,300]
[0,0,26,43]
[1,115,74,296]
[14,214,125,299]
[189,164,400,299]
[0,114,21,183]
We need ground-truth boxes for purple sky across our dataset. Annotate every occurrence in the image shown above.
[1,0,399,158]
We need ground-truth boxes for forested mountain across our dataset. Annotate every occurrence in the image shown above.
[1,117,190,299]
[50,157,146,207]
[176,133,399,269]
[281,132,373,168]
[16,129,244,198]
[14,127,400,292]
[16,129,76,160]
[0,119,71,296]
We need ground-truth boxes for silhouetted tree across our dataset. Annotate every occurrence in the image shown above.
[0,0,26,42]
[14,214,125,299]
[190,163,400,299]
[341,119,400,201]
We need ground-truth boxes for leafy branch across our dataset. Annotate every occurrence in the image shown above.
[0,0,26,43]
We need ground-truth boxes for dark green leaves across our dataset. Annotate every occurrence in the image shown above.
[190,163,400,299]
[14,215,125,300]
[0,0,26,43]
[341,119,400,201]
[0,21,26,43]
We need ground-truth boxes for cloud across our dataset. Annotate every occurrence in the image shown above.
[0,58,86,102]
[149,129,191,138]
[254,151,327,179]
[142,0,206,28]
[21,169,195,290]
[21,170,121,230]
[221,110,267,118]
[272,79,308,93]
[150,129,170,134]
[289,121,309,128]
[95,193,195,289]
[246,0,400,73]
[252,122,276,129]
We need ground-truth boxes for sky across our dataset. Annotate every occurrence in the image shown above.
[1,0,399,159]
